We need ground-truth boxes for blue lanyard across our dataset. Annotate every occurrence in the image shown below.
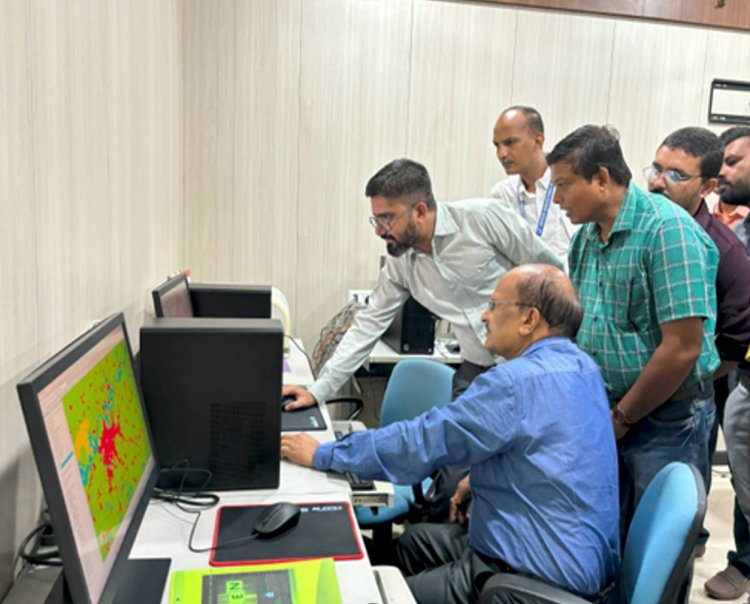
[517,182,556,236]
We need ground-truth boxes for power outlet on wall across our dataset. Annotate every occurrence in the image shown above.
[347,289,372,305]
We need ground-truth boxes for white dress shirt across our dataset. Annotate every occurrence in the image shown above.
[490,167,576,266]
[308,198,562,403]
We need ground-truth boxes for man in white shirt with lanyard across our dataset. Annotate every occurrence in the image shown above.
[491,106,575,265]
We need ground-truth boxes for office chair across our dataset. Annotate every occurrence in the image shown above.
[479,461,706,604]
[355,358,455,552]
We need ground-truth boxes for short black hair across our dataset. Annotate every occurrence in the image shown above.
[720,126,750,147]
[365,159,436,209]
[547,125,632,187]
[503,106,545,136]
[516,272,583,339]
[660,127,722,180]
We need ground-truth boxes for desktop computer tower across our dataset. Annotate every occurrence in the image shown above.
[139,317,283,491]
[382,296,436,354]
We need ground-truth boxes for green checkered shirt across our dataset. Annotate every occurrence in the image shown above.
[569,183,719,401]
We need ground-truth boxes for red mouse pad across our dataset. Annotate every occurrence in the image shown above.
[209,501,363,566]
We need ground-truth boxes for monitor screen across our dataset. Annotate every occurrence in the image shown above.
[152,274,194,318]
[17,314,159,604]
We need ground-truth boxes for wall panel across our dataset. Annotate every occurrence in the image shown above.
[607,18,709,186]
[0,1,183,597]
[408,0,517,200]
[295,0,412,348]
[511,8,615,146]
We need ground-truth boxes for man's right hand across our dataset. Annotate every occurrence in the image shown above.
[281,385,318,410]
[449,476,472,525]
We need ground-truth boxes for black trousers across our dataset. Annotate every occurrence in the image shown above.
[396,523,500,604]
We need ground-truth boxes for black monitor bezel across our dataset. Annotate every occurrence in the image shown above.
[16,313,161,604]
[152,273,194,318]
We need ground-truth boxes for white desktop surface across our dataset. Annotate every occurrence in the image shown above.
[130,350,384,604]
[283,337,316,387]
[368,339,461,366]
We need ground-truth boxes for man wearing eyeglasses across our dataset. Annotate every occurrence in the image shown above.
[547,125,719,529]
[644,128,750,597]
[284,158,561,411]
[282,265,619,604]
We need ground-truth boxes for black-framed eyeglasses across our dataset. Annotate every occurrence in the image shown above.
[642,165,701,186]
[368,207,410,231]
[487,299,534,312]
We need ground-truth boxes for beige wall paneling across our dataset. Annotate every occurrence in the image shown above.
[701,28,750,138]
[182,1,301,316]
[0,1,43,596]
[0,1,182,597]
[408,0,517,200]
[296,0,412,349]
[182,0,238,281]
[511,8,615,148]
[607,18,709,187]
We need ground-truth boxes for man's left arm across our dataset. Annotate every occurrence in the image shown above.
[482,201,562,269]
[614,317,703,439]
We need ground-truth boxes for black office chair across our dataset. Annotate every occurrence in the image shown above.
[479,462,706,604]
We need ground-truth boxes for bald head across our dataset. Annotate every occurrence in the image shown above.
[507,264,582,339]
[497,106,545,136]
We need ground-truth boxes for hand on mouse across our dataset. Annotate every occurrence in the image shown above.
[281,385,317,410]
[280,433,319,468]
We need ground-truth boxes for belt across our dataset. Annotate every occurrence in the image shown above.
[671,380,711,402]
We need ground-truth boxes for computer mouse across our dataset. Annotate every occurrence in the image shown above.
[280,395,298,412]
[445,340,460,354]
[253,502,301,538]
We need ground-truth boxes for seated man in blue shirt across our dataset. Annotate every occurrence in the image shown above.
[281,264,620,604]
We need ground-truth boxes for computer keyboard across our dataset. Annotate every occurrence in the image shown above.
[334,431,375,491]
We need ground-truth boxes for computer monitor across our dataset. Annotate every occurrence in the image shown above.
[139,317,283,490]
[152,274,194,318]
[16,314,168,604]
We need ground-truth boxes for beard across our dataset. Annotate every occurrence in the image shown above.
[717,174,750,207]
[384,220,420,257]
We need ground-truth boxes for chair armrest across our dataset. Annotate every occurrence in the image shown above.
[325,397,364,421]
[480,574,590,604]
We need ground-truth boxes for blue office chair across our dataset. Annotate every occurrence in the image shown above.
[479,462,706,604]
[355,358,455,548]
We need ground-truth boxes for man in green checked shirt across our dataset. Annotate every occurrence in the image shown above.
[546,125,719,525]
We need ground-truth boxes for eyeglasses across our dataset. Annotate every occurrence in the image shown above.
[368,208,410,231]
[487,299,534,312]
[642,165,701,186]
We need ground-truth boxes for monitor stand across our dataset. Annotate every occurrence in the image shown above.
[46,558,171,604]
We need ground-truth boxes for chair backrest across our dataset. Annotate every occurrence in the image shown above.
[622,462,706,604]
[379,358,455,427]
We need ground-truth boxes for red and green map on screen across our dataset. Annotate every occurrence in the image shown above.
[61,339,151,560]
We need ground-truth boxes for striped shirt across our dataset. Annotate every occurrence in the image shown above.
[569,183,720,401]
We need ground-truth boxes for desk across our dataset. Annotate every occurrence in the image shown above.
[284,337,316,387]
[366,339,462,368]
[130,399,384,603]
[129,343,386,604]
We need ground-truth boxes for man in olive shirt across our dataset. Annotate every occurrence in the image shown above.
[547,125,719,521]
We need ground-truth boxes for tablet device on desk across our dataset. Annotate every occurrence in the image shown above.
[281,405,327,432]
[210,501,363,566]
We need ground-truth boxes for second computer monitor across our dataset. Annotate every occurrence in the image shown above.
[152,273,194,318]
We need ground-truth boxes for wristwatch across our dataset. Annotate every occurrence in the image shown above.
[612,403,635,428]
